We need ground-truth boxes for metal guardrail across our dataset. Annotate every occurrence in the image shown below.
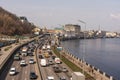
[35,41,44,80]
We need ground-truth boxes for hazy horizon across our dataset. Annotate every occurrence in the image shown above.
[0,0,120,32]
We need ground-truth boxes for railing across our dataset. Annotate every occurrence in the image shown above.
[61,47,115,80]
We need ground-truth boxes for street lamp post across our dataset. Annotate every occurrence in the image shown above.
[78,20,86,75]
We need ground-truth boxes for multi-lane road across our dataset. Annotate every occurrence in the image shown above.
[0,35,73,80]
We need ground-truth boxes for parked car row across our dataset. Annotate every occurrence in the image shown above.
[0,40,16,48]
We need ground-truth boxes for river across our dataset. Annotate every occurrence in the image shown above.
[61,38,120,80]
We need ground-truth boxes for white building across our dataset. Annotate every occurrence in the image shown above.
[106,32,117,37]
[63,24,81,38]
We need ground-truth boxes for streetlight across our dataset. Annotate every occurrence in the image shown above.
[78,20,86,75]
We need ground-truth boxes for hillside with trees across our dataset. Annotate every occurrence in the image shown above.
[0,7,35,36]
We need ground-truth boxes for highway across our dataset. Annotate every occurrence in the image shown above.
[36,37,73,80]
[5,43,36,80]
[0,35,73,80]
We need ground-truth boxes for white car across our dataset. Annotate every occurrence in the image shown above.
[46,76,54,80]
[29,58,34,64]
[20,60,26,66]
[9,67,16,75]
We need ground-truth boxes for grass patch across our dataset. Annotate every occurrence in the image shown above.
[52,47,95,80]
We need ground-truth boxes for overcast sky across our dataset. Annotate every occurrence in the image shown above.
[0,0,120,32]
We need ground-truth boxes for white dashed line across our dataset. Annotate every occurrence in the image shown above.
[25,71,27,74]
[24,78,27,80]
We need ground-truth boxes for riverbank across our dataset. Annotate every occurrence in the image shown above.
[61,38,120,80]
[52,45,114,80]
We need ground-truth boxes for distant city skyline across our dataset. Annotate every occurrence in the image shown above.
[0,0,120,32]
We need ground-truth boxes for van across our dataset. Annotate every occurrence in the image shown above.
[40,59,47,67]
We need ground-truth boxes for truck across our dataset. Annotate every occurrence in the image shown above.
[55,58,61,64]
[40,59,47,67]
[71,72,85,80]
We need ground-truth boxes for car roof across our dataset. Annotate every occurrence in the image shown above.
[30,58,34,59]
[11,67,16,70]
[48,76,54,79]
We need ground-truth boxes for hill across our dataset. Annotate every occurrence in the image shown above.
[0,7,35,36]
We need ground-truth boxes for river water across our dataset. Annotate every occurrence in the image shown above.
[61,38,120,80]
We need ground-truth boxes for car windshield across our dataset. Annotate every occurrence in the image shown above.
[31,72,35,75]
[11,70,15,71]
[30,59,33,61]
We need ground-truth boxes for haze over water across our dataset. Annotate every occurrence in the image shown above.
[61,38,120,80]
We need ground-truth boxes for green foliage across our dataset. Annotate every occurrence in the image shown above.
[4,46,12,51]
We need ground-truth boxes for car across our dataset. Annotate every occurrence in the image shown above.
[55,58,61,64]
[47,76,54,80]
[53,65,61,73]
[39,55,44,59]
[14,54,20,60]
[62,67,68,72]
[48,59,54,65]
[29,72,37,79]
[9,67,16,75]
[28,50,33,56]
[20,60,26,66]
[59,76,66,80]
[29,58,34,64]
[52,56,56,60]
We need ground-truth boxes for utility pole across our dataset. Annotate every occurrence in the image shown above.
[78,20,86,75]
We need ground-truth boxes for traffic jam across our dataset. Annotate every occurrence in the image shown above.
[4,36,72,80]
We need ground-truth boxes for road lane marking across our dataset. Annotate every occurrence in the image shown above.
[25,71,27,74]
[24,78,27,80]
[16,65,19,68]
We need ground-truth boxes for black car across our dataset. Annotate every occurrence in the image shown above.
[52,55,56,60]
[53,65,61,73]
[39,55,44,59]
[29,72,37,79]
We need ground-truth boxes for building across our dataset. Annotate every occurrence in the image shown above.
[19,16,28,23]
[32,27,41,35]
[63,24,81,38]
[106,31,117,38]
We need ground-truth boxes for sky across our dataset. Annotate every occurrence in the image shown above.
[0,0,120,32]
